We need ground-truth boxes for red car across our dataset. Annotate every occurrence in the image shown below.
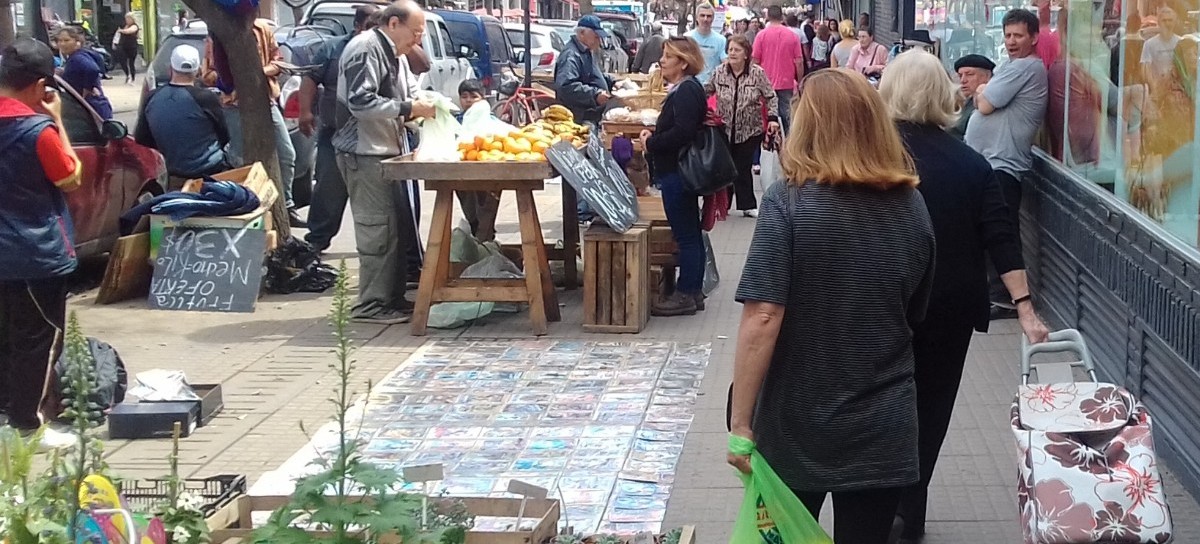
[55,75,168,258]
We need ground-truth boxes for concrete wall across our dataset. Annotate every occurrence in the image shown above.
[1025,151,1200,498]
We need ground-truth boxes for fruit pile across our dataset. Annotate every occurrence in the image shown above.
[456,106,590,162]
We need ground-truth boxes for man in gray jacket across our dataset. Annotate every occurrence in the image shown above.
[334,0,435,324]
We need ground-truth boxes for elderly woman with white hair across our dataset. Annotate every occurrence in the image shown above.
[878,49,1050,544]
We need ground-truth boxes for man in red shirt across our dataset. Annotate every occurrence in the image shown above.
[0,38,82,450]
[753,5,803,132]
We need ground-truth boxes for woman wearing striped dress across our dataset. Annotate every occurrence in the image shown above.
[726,68,937,544]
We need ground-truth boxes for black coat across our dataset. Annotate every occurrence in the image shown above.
[898,121,1023,332]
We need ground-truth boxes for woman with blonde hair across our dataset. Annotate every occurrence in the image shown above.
[636,36,710,316]
[880,49,1048,543]
[726,68,936,543]
[829,19,857,68]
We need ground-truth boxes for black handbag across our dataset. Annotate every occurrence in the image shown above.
[677,85,739,195]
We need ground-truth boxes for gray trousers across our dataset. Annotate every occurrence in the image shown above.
[336,153,415,317]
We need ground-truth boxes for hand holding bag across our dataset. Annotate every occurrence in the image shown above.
[678,86,739,195]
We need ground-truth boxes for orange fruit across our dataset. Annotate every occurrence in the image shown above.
[466,149,479,161]
[474,135,487,149]
[458,141,474,152]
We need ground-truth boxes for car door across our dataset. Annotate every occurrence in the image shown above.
[421,19,446,96]
[57,81,123,252]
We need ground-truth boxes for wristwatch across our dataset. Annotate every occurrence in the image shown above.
[1012,294,1033,306]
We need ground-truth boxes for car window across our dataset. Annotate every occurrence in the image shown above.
[437,22,456,60]
[59,87,100,144]
[507,29,550,50]
[445,20,483,59]
[152,35,207,86]
[425,21,444,57]
[484,21,511,62]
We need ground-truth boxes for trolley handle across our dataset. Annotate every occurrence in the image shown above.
[1020,328,1099,385]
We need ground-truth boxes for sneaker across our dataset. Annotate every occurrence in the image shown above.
[392,298,415,314]
[743,209,758,218]
[350,308,411,325]
[651,291,697,317]
[288,207,309,229]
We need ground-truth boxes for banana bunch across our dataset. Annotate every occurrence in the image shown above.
[542,105,573,123]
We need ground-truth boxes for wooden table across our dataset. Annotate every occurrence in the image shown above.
[382,156,563,335]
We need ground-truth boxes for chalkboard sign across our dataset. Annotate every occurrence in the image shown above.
[149,226,267,313]
[546,141,639,232]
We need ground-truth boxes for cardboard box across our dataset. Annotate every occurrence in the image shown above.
[148,163,277,259]
[108,402,199,439]
[143,383,224,427]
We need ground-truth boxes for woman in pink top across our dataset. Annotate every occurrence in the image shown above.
[846,26,889,80]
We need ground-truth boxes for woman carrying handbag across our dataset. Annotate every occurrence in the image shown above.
[637,36,711,317]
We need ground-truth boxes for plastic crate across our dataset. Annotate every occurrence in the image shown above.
[118,474,246,517]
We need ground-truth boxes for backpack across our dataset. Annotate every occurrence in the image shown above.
[52,337,128,423]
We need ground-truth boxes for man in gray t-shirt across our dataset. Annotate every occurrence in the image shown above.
[964,8,1047,316]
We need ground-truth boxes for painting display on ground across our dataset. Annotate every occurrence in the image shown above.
[254,339,711,535]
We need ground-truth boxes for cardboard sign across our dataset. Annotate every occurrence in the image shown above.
[546,141,639,232]
[149,226,267,313]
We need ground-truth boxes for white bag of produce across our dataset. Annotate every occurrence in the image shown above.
[458,100,517,141]
[414,91,462,161]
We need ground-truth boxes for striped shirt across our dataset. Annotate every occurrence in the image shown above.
[735,180,936,492]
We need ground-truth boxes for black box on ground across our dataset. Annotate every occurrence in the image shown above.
[108,402,199,439]
[142,383,224,427]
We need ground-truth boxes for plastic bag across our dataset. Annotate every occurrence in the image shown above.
[414,91,462,161]
[702,232,720,295]
[458,100,517,141]
[759,148,784,191]
[428,253,524,328]
[729,434,832,544]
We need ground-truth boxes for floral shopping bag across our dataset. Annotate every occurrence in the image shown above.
[1012,382,1173,543]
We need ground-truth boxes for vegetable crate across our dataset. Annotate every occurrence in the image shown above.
[583,224,650,333]
[205,494,561,544]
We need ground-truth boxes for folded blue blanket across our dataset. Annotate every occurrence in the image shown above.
[119,178,262,235]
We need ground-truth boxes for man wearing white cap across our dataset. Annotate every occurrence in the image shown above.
[135,44,232,182]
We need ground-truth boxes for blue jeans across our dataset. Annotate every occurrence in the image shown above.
[658,171,705,294]
[775,89,793,135]
[305,126,346,251]
[223,104,297,207]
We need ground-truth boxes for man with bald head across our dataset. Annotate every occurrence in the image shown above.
[333,0,436,324]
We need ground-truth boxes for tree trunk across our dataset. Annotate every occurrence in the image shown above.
[579,0,593,15]
[0,0,15,51]
[181,0,291,239]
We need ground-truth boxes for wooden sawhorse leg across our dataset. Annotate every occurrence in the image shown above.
[410,188,455,335]
[516,189,560,334]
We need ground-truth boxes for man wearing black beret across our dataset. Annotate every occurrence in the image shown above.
[950,54,995,140]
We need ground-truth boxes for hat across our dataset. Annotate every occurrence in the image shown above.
[577,15,610,38]
[0,37,56,85]
[170,44,201,73]
[954,54,995,73]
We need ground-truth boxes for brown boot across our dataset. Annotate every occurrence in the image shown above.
[652,291,697,317]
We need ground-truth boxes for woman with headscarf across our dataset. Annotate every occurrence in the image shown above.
[55,26,113,118]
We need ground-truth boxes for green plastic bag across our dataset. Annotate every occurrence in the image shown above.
[729,434,833,544]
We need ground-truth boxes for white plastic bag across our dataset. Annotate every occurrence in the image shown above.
[758,148,784,191]
[414,90,462,161]
[458,100,516,142]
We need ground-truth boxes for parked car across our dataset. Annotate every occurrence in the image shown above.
[505,22,560,76]
[540,19,628,73]
[57,75,168,257]
[596,12,643,57]
[436,10,515,94]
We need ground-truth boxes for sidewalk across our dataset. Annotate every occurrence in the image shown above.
[73,182,1200,541]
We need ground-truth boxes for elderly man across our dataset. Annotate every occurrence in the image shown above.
[136,44,232,182]
[949,54,994,140]
[686,3,726,84]
[334,0,435,324]
[631,22,665,73]
[554,15,614,126]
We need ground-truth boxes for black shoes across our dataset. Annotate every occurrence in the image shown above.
[288,207,308,228]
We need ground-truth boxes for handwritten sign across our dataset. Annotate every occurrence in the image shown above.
[546,141,639,232]
[149,226,267,313]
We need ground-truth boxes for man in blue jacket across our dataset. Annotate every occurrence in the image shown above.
[0,38,82,449]
[553,15,614,126]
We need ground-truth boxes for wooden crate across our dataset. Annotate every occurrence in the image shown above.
[583,224,650,333]
[207,494,560,544]
[149,162,277,260]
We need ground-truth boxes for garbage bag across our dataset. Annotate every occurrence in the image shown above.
[729,434,832,544]
[414,91,462,162]
[265,236,338,294]
[702,232,719,295]
[51,337,128,424]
